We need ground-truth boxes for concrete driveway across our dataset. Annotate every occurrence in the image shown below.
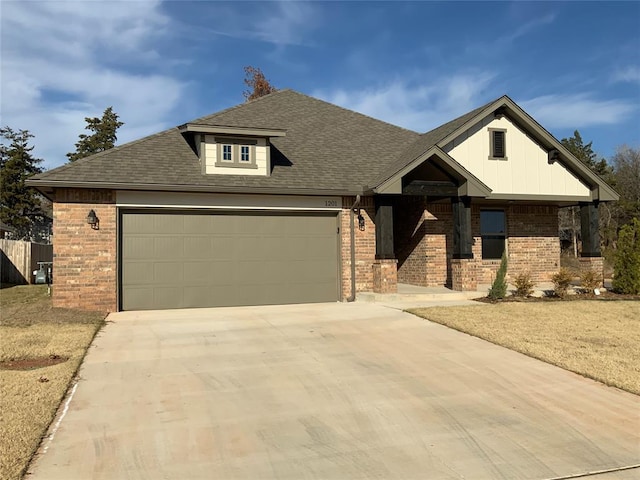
[29,302,639,479]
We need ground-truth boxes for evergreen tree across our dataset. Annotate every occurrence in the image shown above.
[67,106,124,162]
[243,66,277,101]
[559,131,615,256]
[0,127,44,239]
[488,251,508,300]
[561,130,614,180]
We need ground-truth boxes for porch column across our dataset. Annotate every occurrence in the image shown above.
[580,202,600,257]
[451,196,476,291]
[579,202,604,284]
[452,196,473,259]
[373,196,397,293]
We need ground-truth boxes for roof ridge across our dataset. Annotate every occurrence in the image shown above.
[190,89,293,124]
[371,95,508,189]
[297,91,420,135]
[421,95,505,138]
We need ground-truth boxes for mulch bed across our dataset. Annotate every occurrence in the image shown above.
[0,354,68,371]
[475,290,640,304]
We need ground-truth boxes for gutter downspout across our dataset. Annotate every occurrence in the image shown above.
[347,195,361,302]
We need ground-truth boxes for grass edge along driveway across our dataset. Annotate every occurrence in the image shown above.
[0,285,106,480]
[408,300,640,396]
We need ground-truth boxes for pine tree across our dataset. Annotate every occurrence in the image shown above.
[488,251,508,300]
[67,107,124,162]
[559,131,615,256]
[561,130,614,180]
[0,127,44,239]
[243,66,277,101]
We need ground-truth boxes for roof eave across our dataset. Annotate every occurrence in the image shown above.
[178,124,287,138]
[373,147,492,197]
[26,179,364,197]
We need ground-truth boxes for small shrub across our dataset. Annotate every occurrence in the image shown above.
[580,269,601,293]
[488,251,508,300]
[551,268,573,298]
[612,218,640,294]
[513,271,535,297]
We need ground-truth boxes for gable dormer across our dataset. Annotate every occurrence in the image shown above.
[179,124,286,176]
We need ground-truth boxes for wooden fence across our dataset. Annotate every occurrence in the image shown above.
[0,239,53,285]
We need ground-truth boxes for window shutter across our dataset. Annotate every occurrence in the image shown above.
[493,131,505,158]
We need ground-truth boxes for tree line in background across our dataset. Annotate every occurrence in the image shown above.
[1,107,124,240]
[559,130,640,260]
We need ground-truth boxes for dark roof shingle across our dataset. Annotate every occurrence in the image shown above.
[30,90,499,193]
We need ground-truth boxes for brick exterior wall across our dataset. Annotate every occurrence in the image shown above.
[473,205,560,285]
[372,259,398,293]
[340,196,376,299]
[451,259,477,291]
[53,189,117,312]
[578,257,604,287]
[395,198,451,287]
[395,201,561,290]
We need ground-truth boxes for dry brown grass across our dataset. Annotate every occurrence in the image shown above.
[0,285,105,480]
[408,301,640,395]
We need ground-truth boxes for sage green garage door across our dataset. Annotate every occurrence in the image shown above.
[120,211,340,310]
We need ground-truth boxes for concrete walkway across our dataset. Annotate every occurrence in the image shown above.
[29,302,639,479]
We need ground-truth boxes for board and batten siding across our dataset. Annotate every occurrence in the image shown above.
[203,136,269,176]
[443,115,590,197]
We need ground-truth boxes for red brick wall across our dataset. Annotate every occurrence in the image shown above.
[396,199,451,287]
[395,201,560,289]
[341,196,375,299]
[53,189,117,312]
[473,205,560,285]
[372,259,398,293]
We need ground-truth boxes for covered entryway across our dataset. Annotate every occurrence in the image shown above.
[120,211,339,310]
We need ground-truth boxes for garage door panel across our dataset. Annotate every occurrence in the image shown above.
[153,215,184,234]
[121,211,339,310]
[122,287,154,311]
[122,261,154,284]
[122,236,156,259]
[183,237,213,257]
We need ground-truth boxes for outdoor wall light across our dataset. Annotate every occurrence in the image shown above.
[358,212,365,231]
[87,209,99,230]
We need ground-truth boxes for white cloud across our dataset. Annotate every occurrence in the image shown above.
[612,66,640,84]
[192,0,319,47]
[520,94,636,129]
[1,0,184,169]
[313,72,495,132]
[254,1,318,46]
[503,13,556,43]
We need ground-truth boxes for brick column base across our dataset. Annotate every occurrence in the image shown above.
[372,259,398,294]
[579,256,604,287]
[451,258,477,291]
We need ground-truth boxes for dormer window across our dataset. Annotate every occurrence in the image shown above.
[215,138,258,169]
[178,123,286,176]
[222,144,233,162]
[240,146,251,163]
[489,128,507,160]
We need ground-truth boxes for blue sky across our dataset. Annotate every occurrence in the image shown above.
[2,1,639,170]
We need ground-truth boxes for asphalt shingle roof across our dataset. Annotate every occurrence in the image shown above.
[30,90,499,194]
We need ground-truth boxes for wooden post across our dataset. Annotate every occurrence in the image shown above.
[452,196,473,259]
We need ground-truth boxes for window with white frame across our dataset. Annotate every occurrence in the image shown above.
[240,145,250,163]
[222,144,233,162]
